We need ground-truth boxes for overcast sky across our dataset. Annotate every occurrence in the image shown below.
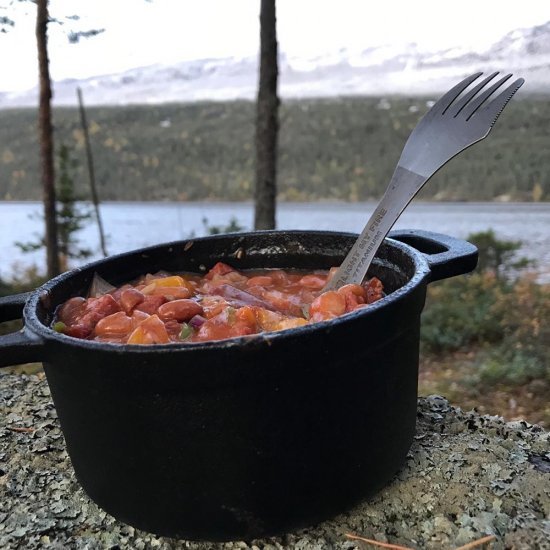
[1,0,549,92]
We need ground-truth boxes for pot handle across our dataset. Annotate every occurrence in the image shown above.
[388,229,478,283]
[0,291,46,368]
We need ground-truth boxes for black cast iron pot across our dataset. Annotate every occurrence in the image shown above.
[0,229,477,541]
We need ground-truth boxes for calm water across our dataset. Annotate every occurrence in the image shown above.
[1,201,549,282]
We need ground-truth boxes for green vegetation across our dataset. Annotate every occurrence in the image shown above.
[1,96,548,202]
[202,216,246,235]
[422,272,549,384]
[466,229,533,278]
[420,231,549,426]
[15,143,93,270]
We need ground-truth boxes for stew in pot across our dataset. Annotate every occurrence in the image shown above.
[52,262,384,344]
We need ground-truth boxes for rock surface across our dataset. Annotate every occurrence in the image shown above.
[1,372,549,550]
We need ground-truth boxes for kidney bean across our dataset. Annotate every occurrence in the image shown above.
[63,295,121,338]
[57,296,87,326]
[64,324,92,339]
[109,284,132,301]
[120,288,145,314]
[157,299,204,322]
[134,295,167,315]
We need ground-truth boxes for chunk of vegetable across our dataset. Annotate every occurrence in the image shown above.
[309,291,346,321]
[94,311,133,338]
[52,321,66,333]
[179,323,193,341]
[127,314,170,344]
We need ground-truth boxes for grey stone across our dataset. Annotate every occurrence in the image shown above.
[1,372,549,550]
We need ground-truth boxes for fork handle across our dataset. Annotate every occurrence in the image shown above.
[324,166,427,290]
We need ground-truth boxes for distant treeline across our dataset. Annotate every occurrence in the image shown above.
[0,96,548,202]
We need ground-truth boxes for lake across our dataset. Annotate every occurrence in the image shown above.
[1,201,549,282]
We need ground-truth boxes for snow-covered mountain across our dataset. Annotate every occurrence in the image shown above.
[2,21,549,107]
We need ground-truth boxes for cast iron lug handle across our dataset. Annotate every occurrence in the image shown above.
[0,291,33,322]
[388,229,478,283]
[0,291,46,368]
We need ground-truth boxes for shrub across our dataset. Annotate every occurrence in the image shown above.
[421,272,505,353]
[467,229,533,279]
[421,230,549,389]
[15,143,93,271]
[479,275,550,385]
[201,216,246,235]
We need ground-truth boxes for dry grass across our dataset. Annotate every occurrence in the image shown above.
[419,352,549,428]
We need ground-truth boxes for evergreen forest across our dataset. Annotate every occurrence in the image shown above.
[1,95,548,203]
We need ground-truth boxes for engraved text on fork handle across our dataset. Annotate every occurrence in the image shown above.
[323,167,427,291]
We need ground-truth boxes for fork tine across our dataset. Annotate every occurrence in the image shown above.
[481,77,525,127]
[429,72,483,116]
[463,74,513,120]
[448,72,499,117]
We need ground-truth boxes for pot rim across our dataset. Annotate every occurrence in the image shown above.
[23,230,431,352]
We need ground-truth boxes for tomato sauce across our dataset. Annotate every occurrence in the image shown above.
[52,262,384,345]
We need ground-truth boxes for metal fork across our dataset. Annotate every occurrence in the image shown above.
[323,72,524,291]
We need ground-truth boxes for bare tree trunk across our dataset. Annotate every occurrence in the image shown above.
[77,87,108,257]
[36,0,60,277]
[254,0,279,230]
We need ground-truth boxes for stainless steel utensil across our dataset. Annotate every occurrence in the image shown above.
[324,71,524,291]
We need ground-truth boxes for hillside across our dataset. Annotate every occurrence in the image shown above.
[0,96,548,202]
[2,21,550,107]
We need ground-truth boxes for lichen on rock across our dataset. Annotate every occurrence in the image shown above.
[1,374,548,549]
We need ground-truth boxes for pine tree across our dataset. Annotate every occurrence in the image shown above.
[16,144,92,271]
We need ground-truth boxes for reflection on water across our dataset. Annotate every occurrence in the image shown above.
[1,201,549,282]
